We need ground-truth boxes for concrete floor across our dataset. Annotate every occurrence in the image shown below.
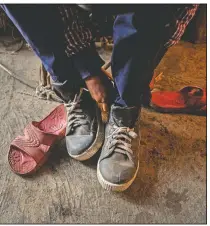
[0,42,206,223]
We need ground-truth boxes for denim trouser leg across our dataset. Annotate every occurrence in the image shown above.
[112,12,168,107]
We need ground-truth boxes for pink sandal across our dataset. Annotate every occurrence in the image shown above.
[8,104,66,175]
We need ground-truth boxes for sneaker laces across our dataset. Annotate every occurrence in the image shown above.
[65,88,89,131]
[108,125,137,161]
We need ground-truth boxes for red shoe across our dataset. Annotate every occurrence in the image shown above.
[150,86,206,114]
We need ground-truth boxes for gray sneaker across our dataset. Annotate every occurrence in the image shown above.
[97,104,140,191]
[52,81,104,161]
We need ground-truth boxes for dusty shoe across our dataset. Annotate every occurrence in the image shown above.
[52,81,104,161]
[97,104,140,191]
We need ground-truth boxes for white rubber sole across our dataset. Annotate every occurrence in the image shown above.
[97,160,139,192]
[67,107,105,161]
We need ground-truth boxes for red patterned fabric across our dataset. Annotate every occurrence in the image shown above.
[164,4,199,48]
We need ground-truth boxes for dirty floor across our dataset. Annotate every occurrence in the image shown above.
[0,41,206,223]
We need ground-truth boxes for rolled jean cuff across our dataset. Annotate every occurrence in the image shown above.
[72,44,105,80]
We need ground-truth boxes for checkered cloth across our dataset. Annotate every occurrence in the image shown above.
[58,4,199,56]
[58,5,94,57]
[164,4,199,48]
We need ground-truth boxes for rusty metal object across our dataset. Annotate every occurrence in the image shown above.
[39,63,51,88]
[97,102,109,123]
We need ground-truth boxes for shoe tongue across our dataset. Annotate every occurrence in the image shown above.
[70,89,96,135]
[111,105,139,128]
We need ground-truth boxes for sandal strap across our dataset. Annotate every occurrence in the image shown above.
[10,123,59,163]
[10,140,45,164]
[28,123,59,146]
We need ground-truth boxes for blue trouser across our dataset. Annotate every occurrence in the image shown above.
[1,5,169,107]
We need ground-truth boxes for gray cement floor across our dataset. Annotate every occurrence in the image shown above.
[0,42,206,223]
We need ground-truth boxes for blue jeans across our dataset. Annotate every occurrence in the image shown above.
[2,5,169,107]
